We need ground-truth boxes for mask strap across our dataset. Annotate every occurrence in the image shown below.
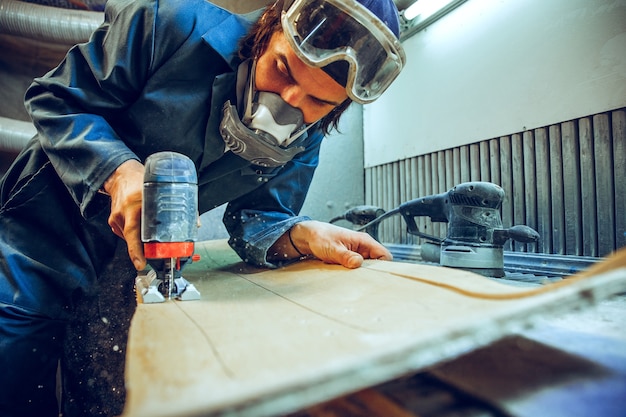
[243,61,256,122]
[285,119,313,145]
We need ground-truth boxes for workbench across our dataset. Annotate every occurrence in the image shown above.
[121,240,626,417]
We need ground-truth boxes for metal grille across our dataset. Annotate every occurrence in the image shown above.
[365,108,626,257]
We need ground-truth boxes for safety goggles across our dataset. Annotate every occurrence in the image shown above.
[281,0,406,104]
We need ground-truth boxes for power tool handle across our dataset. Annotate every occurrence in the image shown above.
[507,225,540,243]
[399,195,449,235]
[401,212,421,235]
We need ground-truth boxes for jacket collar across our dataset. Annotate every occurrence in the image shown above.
[201,9,263,70]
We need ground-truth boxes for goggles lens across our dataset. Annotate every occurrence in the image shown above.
[282,0,405,103]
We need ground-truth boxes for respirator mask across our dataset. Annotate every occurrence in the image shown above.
[219,61,309,168]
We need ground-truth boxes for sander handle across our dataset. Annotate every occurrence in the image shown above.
[398,192,449,236]
[494,225,540,245]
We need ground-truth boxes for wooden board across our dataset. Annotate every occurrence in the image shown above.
[121,240,626,417]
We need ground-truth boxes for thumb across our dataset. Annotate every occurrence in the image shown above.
[337,249,364,269]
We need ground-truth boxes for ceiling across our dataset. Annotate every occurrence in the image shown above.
[211,0,413,14]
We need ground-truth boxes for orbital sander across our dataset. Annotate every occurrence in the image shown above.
[358,182,540,277]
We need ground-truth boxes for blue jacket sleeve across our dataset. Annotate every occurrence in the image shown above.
[223,130,325,267]
[23,0,160,218]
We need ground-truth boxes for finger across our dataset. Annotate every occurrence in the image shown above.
[353,233,393,261]
[337,248,364,269]
[108,216,124,239]
[126,237,146,271]
[122,215,145,271]
[369,245,393,261]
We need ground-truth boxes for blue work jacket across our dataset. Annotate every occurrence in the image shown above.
[0,0,324,318]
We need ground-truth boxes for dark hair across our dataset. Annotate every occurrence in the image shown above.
[238,1,352,135]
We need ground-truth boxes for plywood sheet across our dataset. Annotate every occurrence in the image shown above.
[122,240,626,417]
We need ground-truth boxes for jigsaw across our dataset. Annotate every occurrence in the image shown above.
[136,151,201,303]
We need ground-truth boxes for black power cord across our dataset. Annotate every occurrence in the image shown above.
[329,205,386,241]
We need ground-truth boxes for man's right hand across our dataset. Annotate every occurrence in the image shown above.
[103,159,147,271]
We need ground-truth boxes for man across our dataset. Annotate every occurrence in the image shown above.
[0,0,405,415]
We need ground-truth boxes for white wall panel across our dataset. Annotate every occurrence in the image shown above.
[364,0,626,167]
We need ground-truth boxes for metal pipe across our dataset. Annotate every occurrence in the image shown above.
[0,116,36,152]
[0,1,103,151]
[0,0,103,45]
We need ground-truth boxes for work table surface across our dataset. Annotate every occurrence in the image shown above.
[121,240,626,417]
